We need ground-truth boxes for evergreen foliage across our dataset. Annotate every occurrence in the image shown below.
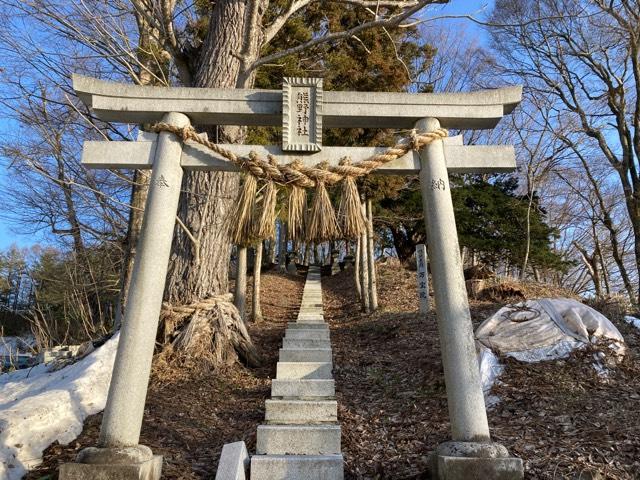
[452,176,567,273]
[248,4,564,275]
[378,174,567,272]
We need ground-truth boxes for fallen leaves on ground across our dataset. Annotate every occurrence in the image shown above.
[24,263,640,480]
[24,271,304,480]
[325,263,640,479]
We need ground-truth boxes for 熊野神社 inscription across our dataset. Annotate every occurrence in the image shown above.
[282,77,323,152]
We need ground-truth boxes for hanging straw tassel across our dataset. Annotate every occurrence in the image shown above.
[306,180,340,242]
[256,180,278,240]
[287,185,307,242]
[230,174,258,246]
[337,158,367,239]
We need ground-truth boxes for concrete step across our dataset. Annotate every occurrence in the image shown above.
[283,338,331,349]
[295,317,325,323]
[271,379,335,398]
[285,329,330,340]
[276,362,332,379]
[287,322,328,329]
[265,399,337,423]
[256,424,341,455]
[250,454,344,480]
[279,348,332,362]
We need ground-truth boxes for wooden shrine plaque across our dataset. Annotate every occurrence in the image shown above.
[282,77,323,152]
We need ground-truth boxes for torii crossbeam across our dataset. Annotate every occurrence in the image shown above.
[61,76,524,480]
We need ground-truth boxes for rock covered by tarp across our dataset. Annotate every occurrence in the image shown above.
[476,298,626,393]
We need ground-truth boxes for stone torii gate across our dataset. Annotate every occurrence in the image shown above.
[61,75,524,480]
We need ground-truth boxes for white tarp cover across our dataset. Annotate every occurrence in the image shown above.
[476,298,626,392]
[0,333,119,480]
[624,315,640,330]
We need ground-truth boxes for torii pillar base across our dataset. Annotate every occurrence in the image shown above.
[431,442,523,480]
[60,446,162,480]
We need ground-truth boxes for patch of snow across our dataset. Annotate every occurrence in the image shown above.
[624,315,640,330]
[0,333,119,480]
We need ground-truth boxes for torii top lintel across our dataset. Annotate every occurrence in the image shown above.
[72,74,522,130]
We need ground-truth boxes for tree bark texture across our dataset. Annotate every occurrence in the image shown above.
[354,236,362,301]
[359,231,370,313]
[389,224,426,264]
[278,221,287,272]
[234,246,247,321]
[163,0,265,364]
[304,242,312,266]
[268,237,277,264]
[252,242,263,322]
[366,199,378,311]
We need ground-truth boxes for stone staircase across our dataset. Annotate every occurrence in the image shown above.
[250,266,344,479]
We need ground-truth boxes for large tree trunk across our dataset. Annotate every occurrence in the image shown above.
[162,0,264,366]
[303,242,312,266]
[389,224,425,264]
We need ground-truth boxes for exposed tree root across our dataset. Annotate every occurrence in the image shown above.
[157,293,261,369]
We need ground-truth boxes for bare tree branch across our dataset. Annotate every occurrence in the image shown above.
[251,0,437,72]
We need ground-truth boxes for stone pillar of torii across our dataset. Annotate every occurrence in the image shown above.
[61,75,524,479]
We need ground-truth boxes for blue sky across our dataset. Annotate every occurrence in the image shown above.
[0,0,493,251]
[431,0,493,43]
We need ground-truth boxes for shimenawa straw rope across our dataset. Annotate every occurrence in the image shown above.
[150,123,448,244]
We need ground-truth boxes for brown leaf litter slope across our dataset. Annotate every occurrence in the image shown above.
[23,264,640,479]
[324,263,640,479]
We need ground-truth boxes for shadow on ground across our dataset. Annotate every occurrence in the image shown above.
[24,271,304,480]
